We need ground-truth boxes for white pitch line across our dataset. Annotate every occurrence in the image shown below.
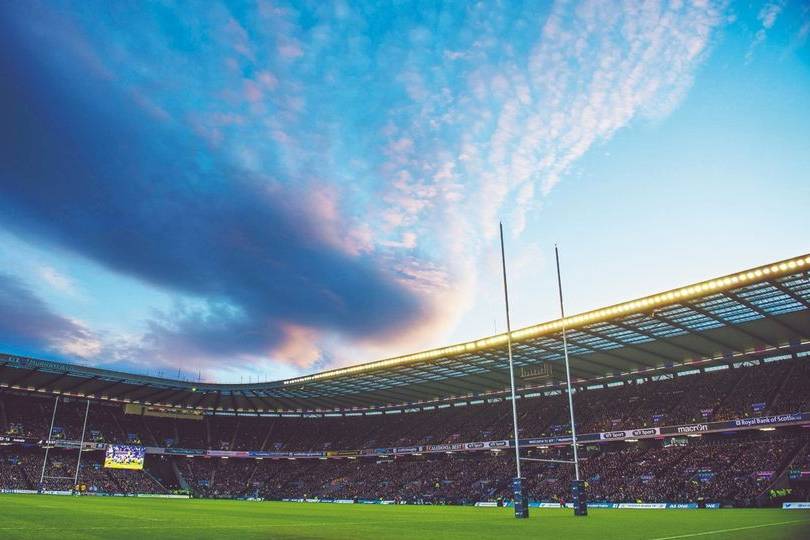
[649,519,810,540]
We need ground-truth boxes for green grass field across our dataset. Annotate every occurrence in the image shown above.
[0,495,809,539]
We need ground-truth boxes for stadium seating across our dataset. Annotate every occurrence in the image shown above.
[1,356,809,505]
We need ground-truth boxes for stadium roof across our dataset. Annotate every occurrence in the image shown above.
[2,253,809,414]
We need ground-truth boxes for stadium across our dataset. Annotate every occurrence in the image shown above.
[2,254,810,538]
[3,1,810,539]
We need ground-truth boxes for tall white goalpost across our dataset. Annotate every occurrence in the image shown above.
[499,230,587,517]
[498,222,528,518]
[39,396,91,491]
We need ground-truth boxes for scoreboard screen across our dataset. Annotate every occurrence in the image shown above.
[104,445,146,470]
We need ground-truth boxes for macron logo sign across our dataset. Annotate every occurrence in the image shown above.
[676,424,708,434]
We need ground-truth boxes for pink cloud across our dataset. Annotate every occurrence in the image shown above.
[278,42,304,59]
[244,79,263,103]
[257,70,279,90]
[270,322,322,368]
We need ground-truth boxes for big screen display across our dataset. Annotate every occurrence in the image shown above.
[104,444,146,470]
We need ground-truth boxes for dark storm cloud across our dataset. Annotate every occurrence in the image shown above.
[0,12,426,363]
[0,273,92,355]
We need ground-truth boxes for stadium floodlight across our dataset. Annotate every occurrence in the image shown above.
[498,222,528,519]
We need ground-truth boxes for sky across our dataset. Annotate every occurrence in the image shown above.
[0,1,808,383]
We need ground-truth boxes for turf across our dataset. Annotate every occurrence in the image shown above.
[0,495,809,540]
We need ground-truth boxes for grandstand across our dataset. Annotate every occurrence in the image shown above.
[2,253,810,516]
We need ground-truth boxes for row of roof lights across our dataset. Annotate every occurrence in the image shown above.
[282,255,810,386]
[2,336,808,416]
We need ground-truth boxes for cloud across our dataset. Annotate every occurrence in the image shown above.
[0,1,729,378]
[747,1,786,61]
[361,0,727,346]
[38,266,78,296]
[468,0,726,235]
[0,9,433,374]
[0,273,99,359]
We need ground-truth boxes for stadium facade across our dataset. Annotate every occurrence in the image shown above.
[1,253,809,506]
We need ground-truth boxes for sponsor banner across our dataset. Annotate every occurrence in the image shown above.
[600,427,660,441]
[783,502,810,509]
[358,448,391,456]
[0,435,40,445]
[163,448,206,456]
[15,411,808,460]
[424,443,466,452]
[326,450,360,457]
[240,450,326,458]
[732,413,804,428]
[249,451,293,458]
[474,502,498,507]
[617,503,667,509]
[207,450,250,458]
[41,490,72,496]
[47,440,106,450]
[662,423,709,435]
[0,489,39,494]
[667,423,709,435]
[705,503,721,509]
[525,436,570,446]
[135,494,191,499]
[502,502,704,510]
[661,413,810,436]
[394,446,422,454]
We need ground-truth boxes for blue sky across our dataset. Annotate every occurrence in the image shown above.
[0,1,808,382]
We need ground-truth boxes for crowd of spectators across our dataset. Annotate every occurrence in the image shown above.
[1,356,808,503]
[0,448,167,494]
[4,358,806,454]
[164,429,807,506]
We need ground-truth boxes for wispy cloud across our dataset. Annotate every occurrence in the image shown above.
[747,1,786,61]
[38,266,78,296]
[0,273,100,359]
[363,0,728,350]
[0,0,731,379]
[466,0,725,235]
